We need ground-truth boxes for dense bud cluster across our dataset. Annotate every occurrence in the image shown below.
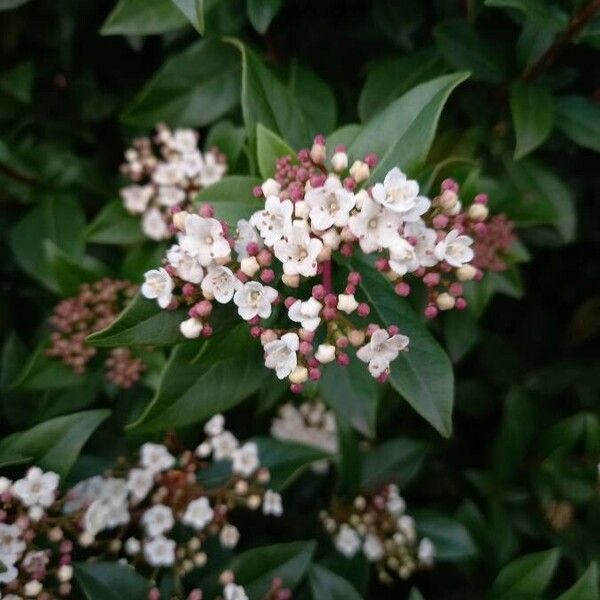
[0,416,282,599]
[320,484,435,584]
[120,124,227,240]
[46,278,144,388]
[142,134,514,391]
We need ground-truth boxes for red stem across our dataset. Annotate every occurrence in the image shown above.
[322,260,333,294]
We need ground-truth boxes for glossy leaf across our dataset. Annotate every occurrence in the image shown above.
[308,564,362,600]
[205,120,247,167]
[74,562,150,600]
[556,563,599,600]
[247,0,282,34]
[256,124,297,179]
[415,512,477,561]
[0,60,34,103]
[101,0,188,35]
[555,95,600,153]
[0,0,32,9]
[171,0,204,34]
[193,175,263,222]
[485,0,568,31]
[85,200,146,245]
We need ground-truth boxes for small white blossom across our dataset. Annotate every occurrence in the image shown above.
[357,329,409,377]
[388,238,420,276]
[199,151,226,187]
[180,214,230,266]
[386,493,406,517]
[180,151,204,178]
[223,583,249,600]
[288,298,322,331]
[157,185,186,207]
[234,219,263,259]
[335,524,361,558]
[180,317,203,339]
[166,245,204,283]
[142,207,170,241]
[144,535,175,567]
[201,265,241,304]
[153,162,185,186]
[315,344,336,364]
[83,499,110,536]
[211,431,239,460]
[273,226,323,277]
[182,497,214,531]
[305,175,356,230]
[168,129,198,154]
[219,524,240,548]
[337,294,359,314]
[404,221,438,268]
[63,476,105,514]
[11,467,59,508]
[127,468,154,504]
[250,196,294,246]
[141,504,174,537]
[23,580,42,597]
[363,534,384,562]
[261,178,281,197]
[0,563,18,584]
[231,442,259,477]
[140,443,175,473]
[125,537,141,555]
[121,185,153,214]
[141,268,174,309]
[264,332,299,379]
[233,281,278,321]
[0,524,25,566]
[0,476,12,493]
[262,490,283,516]
[204,414,225,437]
[348,197,400,253]
[371,167,430,221]
[434,229,474,267]
[418,537,436,566]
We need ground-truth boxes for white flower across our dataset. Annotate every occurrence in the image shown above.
[180,317,203,339]
[142,207,170,241]
[199,151,226,187]
[142,505,174,537]
[63,476,104,514]
[219,524,240,548]
[125,537,141,555]
[141,268,174,309]
[157,185,186,207]
[182,497,214,531]
[418,537,436,566]
[234,219,263,259]
[273,226,323,277]
[180,214,230,266]
[434,229,474,267]
[388,238,420,276]
[0,476,12,493]
[250,196,294,246]
[204,414,225,437]
[144,535,175,567]
[315,344,336,364]
[363,534,384,562]
[224,583,248,600]
[264,332,299,379]
[397,515,416,540]
[356,329,409,377]
[337,294,359,314]
[261,178,281,197]
[11,467,59,508]
[305,175,356,230]
[153,162,185,186]
[404,221,438,268]
[231,442,259,477]
[98,478,128,507]
[386,493,406,517]
[23,580,42,597]
[348,197,400,253]
[372,167,430,221]
[233,281,278,320]
[103,499,130,529]
[0,524,25,566]
[83,500,110,536]
[127,469,154,504]
[121,185,153,214]
[166,245,204,283]
[288,298,322,331]
[140,443,175,473]
[335,524,361,558]
[0,564,18,584]
[262,490,283,516]
[211,431,239,460]
[201,265,240,304]
[169,129,198,154]
[180,151,204,178]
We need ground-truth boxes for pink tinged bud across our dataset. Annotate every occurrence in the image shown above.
[336,353,350,366]
[336,337,349,349]
[188,590,203,600]
[195,300,213,317]
[236,270,250,283]
[474,193,488,204]
[474,222,488,235]
[375,258,389,272]
[377,372,389,383]
[310,174,326,188]
[198,203,214,218]
[253,185,264,198]
[296,167,309,182]
[290,383,303,394]
[323,307,337,321]
[59,554,72,565]
[394,282,411,297]
[170,205,182,214]
[357,303,370,317]
[182,283,196,297]
[366,323,379,336]
[455,297,467,310]
[297,149,310,162]
[246,242,260,256]
[324,294,337,307]
[299,329,315,342]
[432,214,449,229]
[250,326,262,338]
[149,588,161,600]
[308,357,319,368]
[340,243,354,257]
[440,262,452,273]
[449,282,463,296]
[201,324,213,337]
[474,269,484,281]
[423,273,440,287]
[345,285,356,295]
[335,144,347,153]
[387,325,399,336]
[347,271,361,286]
[299,341,313,355]
[309,367,321,380]
[277,591,292,600]
[441,178,459,192]
[312,284,326,300]
[424,305,438,319]
[414,267,426,277]
[260,269,275,283]
[166,299,179,311]
[284,296,297,309]
[60,541,73,553]
[257,249,273,267]
[249,316,260,326]
[364,153,378,167]
[343,177,357,191]
[164,264,177,276]
[314,134,326,145]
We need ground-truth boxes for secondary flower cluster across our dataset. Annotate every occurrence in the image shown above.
[46,278,145,389]
[141,134,509,389]
[0,416,282,599]
[320,484,434,584]
[120,124,227,240]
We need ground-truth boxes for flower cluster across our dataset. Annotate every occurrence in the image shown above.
[472,214,516,272]
[141,134,511,390]
[120,124,227,240]
[46,278,144,389]
[320,484,434,584]
[270,401,337,473]
[0,416,282,598]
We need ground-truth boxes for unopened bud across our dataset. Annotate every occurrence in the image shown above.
[331,151,348,172]
[310,143,327,164]
[349,160,370,183]
[180,317,203,339]
[289,366,308,384]
[294,200,309,219]
[436,292,455,311]
[456,264,477,281]
[261,178,281,197]
[315,344,336,364]
[468,203,489,221]
[337,294,359,314]
[240,256,260,277]
[282,274,300,288]
[172,210,189,230]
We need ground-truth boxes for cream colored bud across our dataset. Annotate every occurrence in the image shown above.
[260,329,278,345]
[57,565,73,583]
[282,274,300,288]
[28,505,44,522]
[348,330,366,347]
[310,143,327,164]
[188,537,201,551]
[235,480,249,495]
[337,293,359,314]
[261,178,281,197]
[293,218,310,231]
[79,532,94,547]
[48,527,63,542]
[386,269,400,282]
[182,559,194,574]
[193,552,207,567]
[24,580,43,597]
[202,288,214,301]
[195,441,212,458]
[468,203,489,221]
[354,189,369,209]
[180,317,203,339]
[349,160,370,183]
[317,245,332,262]
[331,151,349,172]
[436,292,455,311]
[172,210,189,231]
[315,344,336,363]
[247,494,262,510]
[322,228,341,249]
[289,365,309,384]
[456,264,477,281]
[340,226,356,242]
[354,496,367,510]
[294,200,309,219]
[109,539,122,553]
[214,254,231,266]
[438,190,458,211]
[447,200,462,216]
[219,569,235,585]
[240,256,260,277]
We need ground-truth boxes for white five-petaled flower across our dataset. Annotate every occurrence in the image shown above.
[201,265,241,304]
[140,443,176,473]
[157,185,186,207]
[166,245,204,283]
[152,162,185,186]
[121,185,153,214]
[250,196,294,246]
[262,490,283,516]
[0,523,25,567]
[404,221,438,267]
[288,297,322,331]
[83,499,110,536]
[182,497,214,531]
[204,414,225,437]
[434,229,474,267]
[363,533,384,562]
[142,268,174,309]
[273,226,323,277]
[141,504,174,537]
[142,207,169,241]
[199,151,227,187]
[335,524,362,558]
[264,332,299,379]
[233,281,278,320]
[388,238,420,276]
[180,150,204,178]
[219,523,240,548]
[180,214,230,266]
[223,583,249,600]
[348,197,400,253]
[143,535,176,567]
[234,219,263,259]
[305,175,356,230]
[127,468,154,504]
[0,563,18,584]
[211,431,239,460]
[11,467,59,508]
[231,442,259,477]
[418,537,436,566]
[168,128,198,154]
[371,167,430,221]
[356,328,410,377]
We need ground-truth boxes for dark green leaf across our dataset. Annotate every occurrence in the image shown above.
[415,512,477,561]
[0,0,31,9]
[335,412,361,498]
[256,124,297,179]
[372,0,425,49]
[101,0,188,35]
[555,95,600,152]
[171,0,204,34]
[444,309,480,363]
[85,200,146,245]
[247,0,282,34]
[556,563,599,600]
[74,562,150,600]
[485,0,568,31]
[205,120,247,167]
[0,60,34,103]
[308,564,362,600]
[193,175,263,222]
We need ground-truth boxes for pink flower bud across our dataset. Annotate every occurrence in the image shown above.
[455,297,467,310]
[246,242,259,256]
[344,285,356,295]
[310,174,326,188]
[375,258,389,271]
[322,307,337,321]
[387,325,399,336]
[347,272,361,286]
[312,284,326,300]
[423,273,440,287]
[260,269,275,283]
[441,178,459,192]
[299,341,313,355]
[253,186,264,198]
[336,337,349,348]
[250,326,262,338]
[284,296,297,309]
[182,283,195,297]
[299,329,315,342]
[432,214,449,229]
[394,282,410,297]
[201,324,213,337]
[336,353,350,366]
[309,368,321,381]
[340,243,354,257]
[257,249,273,267]
[343,177,356,191]
[357,302,370,317]
[449,282,463,296]
[364,153,378,167]
[195,300,213,317]
[424,305,438,319]
[366,323,379,337]
[474,193,488,204]
[377,372,389,383]
[149,588,161,600]
[198,203,214,218]
[474,222,488,235]
[170,205,182,214]
[290,383,303,394]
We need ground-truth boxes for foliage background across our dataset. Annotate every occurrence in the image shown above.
[1,0,599,598]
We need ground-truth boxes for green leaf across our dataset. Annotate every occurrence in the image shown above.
[555,95,600,153]
[193,175,263,222]
[121,242,168,281]
[253,437,332,491]
[510,81,554,159]
[372,0,425,49]
[74,562,150,600]
[247,0,282,34]
[0,0,31,9]
[257,124,297,179]
[556,563,599,600]
[358,49,442,122]
[205,120,247,167]
[101,0,188,35]
[128,325,264,431]
[360,437,428,491]
[0,60,34,103]
[171,0,204,34]
[434,20,506,84]
[0,409,110,478]
[414,512,477,561]
[334,412,361,498]
[320,358,379,438]
[443,309,480,364]
[349,258,454,437]
[489,549,560,599]
[226,38,312,152]
[484,0,568,31]
[348,72,469,183]
[85,200,146,245]
[308,564,362,600]
[87,293,187,348]
[121,39,240,128]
